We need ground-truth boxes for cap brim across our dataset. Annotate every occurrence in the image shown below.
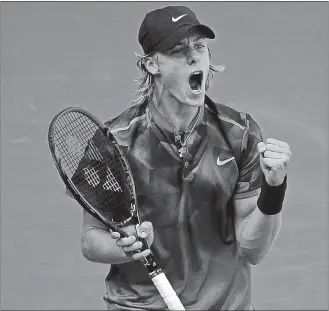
[154,24,215,52]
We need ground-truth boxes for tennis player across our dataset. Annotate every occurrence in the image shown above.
[80,6,292,310]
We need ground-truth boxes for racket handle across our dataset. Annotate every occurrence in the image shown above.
[151,273,185,310]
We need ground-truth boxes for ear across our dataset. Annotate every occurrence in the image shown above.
[144,55,160,75]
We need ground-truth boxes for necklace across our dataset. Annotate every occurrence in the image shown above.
[153,102,203,158]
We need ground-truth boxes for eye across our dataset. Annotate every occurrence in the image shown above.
[171,46,184,54]
[195,43,205,50]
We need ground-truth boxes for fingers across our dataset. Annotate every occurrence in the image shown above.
[110,231,121,239]
[257,142,266,154]
[137,221,154,249]
[122,240,144,253]
[258,139,292,157]
[263,151,291,162]
[262,150,282,159]
[110,222,154,261]
[130,248,151,261]
[265,144,285,153]
[111,232,147,255]
[258,138,291,168]
[266,138,290,149]
[265,144,292,157]
[137,221,153,239]
[258,138,291,186]
[115,235,136,247]
[262,157,288,171]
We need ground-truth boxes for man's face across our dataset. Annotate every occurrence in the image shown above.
[154,31,210,107]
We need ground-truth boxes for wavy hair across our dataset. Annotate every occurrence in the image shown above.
[133,48,225,105]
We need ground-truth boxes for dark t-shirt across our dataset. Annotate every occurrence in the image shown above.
[97,96,262,310]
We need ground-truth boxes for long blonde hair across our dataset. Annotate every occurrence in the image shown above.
[133,48,225,105]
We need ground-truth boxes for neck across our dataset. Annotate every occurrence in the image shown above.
[151,88,204,133]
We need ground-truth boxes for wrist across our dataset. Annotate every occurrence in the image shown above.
[257,175,287,215]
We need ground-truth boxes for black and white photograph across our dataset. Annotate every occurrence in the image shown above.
[1,1,328,310]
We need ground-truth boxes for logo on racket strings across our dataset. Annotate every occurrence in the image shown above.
[83,166,122,192]
[103,167,122,192]
[83,167,100,187]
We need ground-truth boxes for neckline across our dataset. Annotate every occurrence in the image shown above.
[147,98,205,136]
[146,105,208,163]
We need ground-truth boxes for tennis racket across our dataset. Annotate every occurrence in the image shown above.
[48,107,185,310]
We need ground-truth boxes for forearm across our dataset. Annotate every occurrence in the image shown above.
[81,228,132,264]
[238,207,281,265]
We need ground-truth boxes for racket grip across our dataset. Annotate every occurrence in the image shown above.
[151,273,185,310]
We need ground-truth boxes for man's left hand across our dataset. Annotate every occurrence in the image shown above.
[257,138,292,186]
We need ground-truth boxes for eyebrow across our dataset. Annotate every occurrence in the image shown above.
[167,36,206,52]
[179,35,206,45]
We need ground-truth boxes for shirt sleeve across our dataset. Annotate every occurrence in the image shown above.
[233,114,263,199]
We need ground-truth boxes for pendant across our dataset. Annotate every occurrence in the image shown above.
[178,146,188,157]
[174,134,181,142]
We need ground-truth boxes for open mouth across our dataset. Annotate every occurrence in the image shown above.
[188,71,203,93]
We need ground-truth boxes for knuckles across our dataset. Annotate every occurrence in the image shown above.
[283,154,291,164]
[140,221,153,231]
[114,222,154,260]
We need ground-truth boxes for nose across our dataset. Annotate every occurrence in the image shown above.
[186,47,200,65]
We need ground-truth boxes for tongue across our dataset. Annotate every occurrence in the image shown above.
[189,79,199,90]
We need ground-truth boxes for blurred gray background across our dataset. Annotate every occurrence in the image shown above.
[1,2,328,310]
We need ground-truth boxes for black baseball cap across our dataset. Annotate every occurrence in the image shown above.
[138,6,215,54]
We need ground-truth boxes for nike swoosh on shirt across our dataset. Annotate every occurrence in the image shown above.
[172,14,187,22]
[217,156,235,166]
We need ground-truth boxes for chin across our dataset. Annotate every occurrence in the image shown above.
[185,93,205,107]
[185,86,206,106]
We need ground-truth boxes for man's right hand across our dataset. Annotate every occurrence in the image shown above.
[110,221,154,261]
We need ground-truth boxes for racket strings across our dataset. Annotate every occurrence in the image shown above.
[54,111,133,219]
[55,112,98,174]
[71,154,128,211]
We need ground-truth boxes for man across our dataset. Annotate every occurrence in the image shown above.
[80,6,292,310]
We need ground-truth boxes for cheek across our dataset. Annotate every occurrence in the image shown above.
[165,70,184,88]
[203,57,210,73]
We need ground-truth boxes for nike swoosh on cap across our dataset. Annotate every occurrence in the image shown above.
[172,14,187,22]
[217,156,235,166]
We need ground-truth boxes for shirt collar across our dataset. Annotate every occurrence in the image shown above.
[147,98,206,138]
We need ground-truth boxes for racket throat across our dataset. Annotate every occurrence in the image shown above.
[141,254,162,276]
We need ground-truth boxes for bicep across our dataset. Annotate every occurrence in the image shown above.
[233,195,258,240]
[67,188,108,231]
[82,209,108,232]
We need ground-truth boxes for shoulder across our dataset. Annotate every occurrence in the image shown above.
[205,96,263,164]
[103,102,149,147]
[104,102,148,134]
[205,95,261,139]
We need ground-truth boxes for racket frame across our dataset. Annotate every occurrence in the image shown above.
[48,107,185,310]
[48,107,133,238]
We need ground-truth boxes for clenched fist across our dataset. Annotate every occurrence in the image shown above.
[258,138,292,186]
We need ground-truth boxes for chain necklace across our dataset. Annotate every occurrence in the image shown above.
[153,103,203,158]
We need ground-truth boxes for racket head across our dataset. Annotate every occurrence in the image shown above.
[48,107,138,235]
